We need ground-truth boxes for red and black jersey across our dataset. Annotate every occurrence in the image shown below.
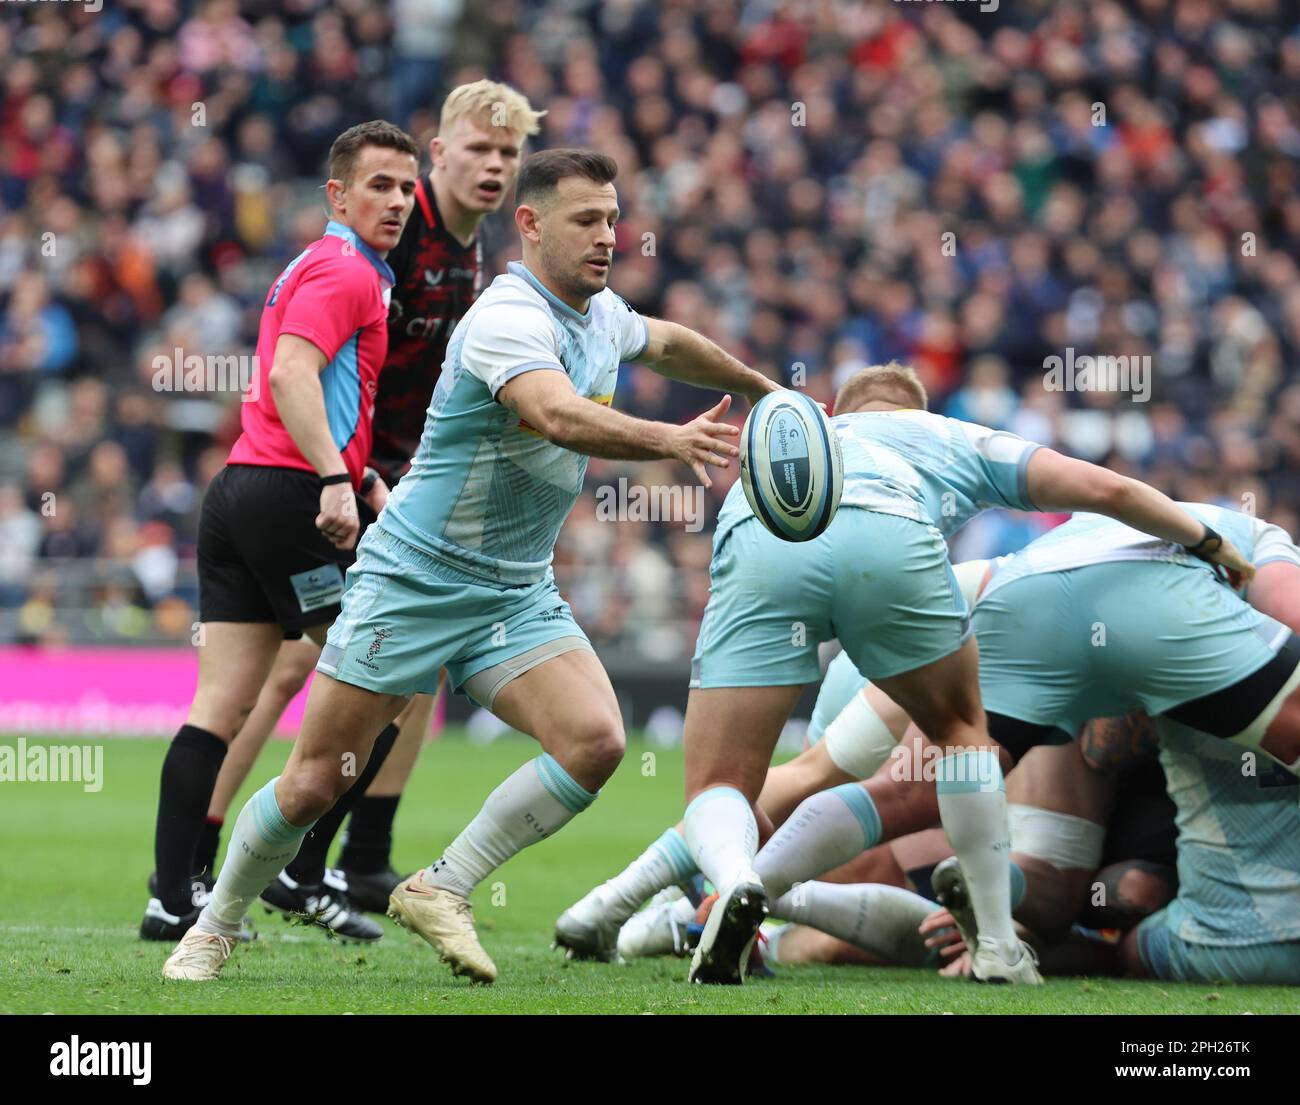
[370,176,483,485]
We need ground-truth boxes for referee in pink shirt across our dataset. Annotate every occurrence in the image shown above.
[142,121,419,942]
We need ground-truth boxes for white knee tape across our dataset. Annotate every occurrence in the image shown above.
[1007,804,1105,871]
[952,558,992,607]
[824,691,899,781]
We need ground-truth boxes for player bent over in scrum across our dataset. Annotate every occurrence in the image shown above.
[162,148,782,984]
[553,557,989,961]
[681,363,1250,984]
[775,504,1300,981]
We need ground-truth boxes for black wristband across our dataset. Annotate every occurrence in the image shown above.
[1185,524,1223,561]
[359,468,378,496]
[320,472,351,487]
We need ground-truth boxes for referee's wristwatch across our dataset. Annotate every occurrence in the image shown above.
[359,468,380,496]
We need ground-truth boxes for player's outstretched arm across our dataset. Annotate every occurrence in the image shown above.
[498,369,740,487]
[1024,447,1254,582]
[634,317,782,403]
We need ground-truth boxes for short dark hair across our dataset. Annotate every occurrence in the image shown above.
[516,148,618,207]
[327,120,419,184]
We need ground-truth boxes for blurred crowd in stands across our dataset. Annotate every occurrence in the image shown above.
[3,0,1300,662]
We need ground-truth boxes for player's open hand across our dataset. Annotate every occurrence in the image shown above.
[919,906,967,958]
[672,394,740,489]
[317,481,360,550]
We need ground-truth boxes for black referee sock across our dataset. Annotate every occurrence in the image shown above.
[286,722,399,887]
[194,817,223,879]
[153,725,228,915]
[338,794,402,875]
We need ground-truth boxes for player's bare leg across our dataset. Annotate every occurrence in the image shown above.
[200,637,322,872]
[164,673,405,980]
[388,648,624,983]
[681,684,804,983]
[335,688,440,907]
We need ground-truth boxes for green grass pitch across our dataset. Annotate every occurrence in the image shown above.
[0,733,1293,1014]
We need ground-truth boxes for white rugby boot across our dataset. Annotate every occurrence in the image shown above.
[162,928,235,981]
[970,936,1044,984]
[616,887,697,961]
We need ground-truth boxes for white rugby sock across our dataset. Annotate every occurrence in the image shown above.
[425,754,596,897]
[683,786,760,891]
[772,881,937,966]
[936,749,1017,947]
[197,778,312,938]
[755,783,882,900]
[595,827,698,920]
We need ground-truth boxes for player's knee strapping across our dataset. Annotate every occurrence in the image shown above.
[823,692,900,780]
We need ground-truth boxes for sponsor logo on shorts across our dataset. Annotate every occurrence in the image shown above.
[356,626,392,672]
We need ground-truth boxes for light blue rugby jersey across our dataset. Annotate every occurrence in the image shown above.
[714,409,1042,547]
[379,261,649,585]
[982,501,1300,599]
[1156,718,1300,945]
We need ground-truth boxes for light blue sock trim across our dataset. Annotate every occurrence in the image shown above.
[1009,861,1026,909]
[935,750,1004,795]
[684,785,749,821]
[829,783,882,850]
[653,827,698,882]
[251,778,311,845]
[534,753,596,815]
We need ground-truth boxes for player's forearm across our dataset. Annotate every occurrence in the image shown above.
[269,365,349,477]
[1094,476,1206,546]
[1027,450,1204,546]
[539,394,676,461]
[642,321,777,402]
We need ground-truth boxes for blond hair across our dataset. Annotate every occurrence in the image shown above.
[834,361,929,414]
[440,80,545,138]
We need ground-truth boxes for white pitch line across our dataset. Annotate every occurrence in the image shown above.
[0,924,351,945]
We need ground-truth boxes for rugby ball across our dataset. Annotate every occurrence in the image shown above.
[740,391,843,541]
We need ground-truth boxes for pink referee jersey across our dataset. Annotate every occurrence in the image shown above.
[228,220,396,488]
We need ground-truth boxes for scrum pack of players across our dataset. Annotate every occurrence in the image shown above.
[149,79,1298,988]
[557,365,1300,986]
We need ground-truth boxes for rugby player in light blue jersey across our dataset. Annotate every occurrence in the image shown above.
[163,148,782,984]
[924,502,1300,983]
[682,363,1253,985]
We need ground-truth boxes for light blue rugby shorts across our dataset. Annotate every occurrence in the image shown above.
[690,510,971,689]
[974,559,1291,736]
[1138,900,1300,985]
[318,525,592,706]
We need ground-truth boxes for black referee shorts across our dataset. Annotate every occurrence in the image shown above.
[197,464,375,639]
